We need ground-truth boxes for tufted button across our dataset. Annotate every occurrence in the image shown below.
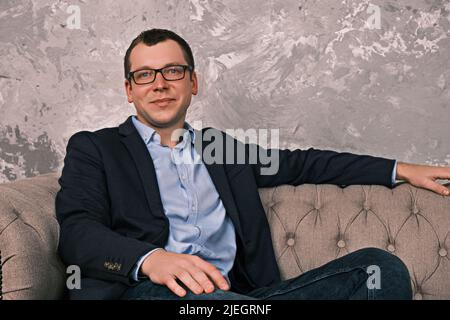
[287,238,295,246]
[387,244,396,252]
[363,204,370,211]
[412,207,419,214]
[439,248,448,257]
[337,240,346,248]
[414,292,423,300]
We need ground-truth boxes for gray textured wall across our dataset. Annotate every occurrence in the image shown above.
[1,0,449,183]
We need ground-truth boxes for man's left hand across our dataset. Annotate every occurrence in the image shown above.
[396,162,450,196]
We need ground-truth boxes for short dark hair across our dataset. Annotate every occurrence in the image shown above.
[124,29,195,80]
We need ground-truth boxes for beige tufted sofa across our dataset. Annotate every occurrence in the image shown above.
[1,172,449,300]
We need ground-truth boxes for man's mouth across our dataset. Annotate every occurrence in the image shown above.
[151,98,175,107]
[151,98,175,103]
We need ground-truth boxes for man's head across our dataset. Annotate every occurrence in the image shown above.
[124,29,198,130]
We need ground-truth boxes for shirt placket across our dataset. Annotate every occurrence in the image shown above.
[175,147,200,239]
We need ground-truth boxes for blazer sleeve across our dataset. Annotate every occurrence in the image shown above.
[55,131,157,285]
[243,141,396,189]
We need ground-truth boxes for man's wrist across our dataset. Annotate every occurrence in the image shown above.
[396,161,408,181]
[133,248,164,281]
[139,248,165,277]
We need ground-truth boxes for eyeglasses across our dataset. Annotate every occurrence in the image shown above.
[128,65,193,85]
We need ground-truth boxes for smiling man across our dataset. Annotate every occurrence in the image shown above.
[124,39,198,147]
[55,29,450,300]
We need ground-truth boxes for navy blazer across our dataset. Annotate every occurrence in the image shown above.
[55,115,396,299]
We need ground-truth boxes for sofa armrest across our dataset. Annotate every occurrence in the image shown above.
[0,173,66,300]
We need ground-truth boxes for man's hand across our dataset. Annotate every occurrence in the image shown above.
[396,162,450,196]
[140,249,230,297]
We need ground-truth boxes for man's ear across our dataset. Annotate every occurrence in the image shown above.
[125,79,133,103]
[191,71,198,96]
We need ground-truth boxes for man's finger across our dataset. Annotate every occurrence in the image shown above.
[196,261,230,291]
[425,180,450,196]
[166,277,187,297]
[431,180,450,196]
[431,166,450,180]
[190,270,215,293]
[176,271,204,295]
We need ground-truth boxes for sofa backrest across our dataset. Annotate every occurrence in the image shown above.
[1,172,449,299]
[258,183,450,300]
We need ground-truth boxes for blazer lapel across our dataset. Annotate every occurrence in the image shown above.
[194,129,244,241]
[119,116,166,220]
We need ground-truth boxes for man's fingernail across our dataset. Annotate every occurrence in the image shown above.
[444,190,449,196]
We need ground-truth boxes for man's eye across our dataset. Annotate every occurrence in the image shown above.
[166,67,181,74]
[135,71,154,79]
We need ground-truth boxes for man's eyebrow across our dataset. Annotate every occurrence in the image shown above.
[132,62,186,71]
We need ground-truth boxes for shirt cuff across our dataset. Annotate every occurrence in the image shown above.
[131,248,164,282]
[391,160,398,187]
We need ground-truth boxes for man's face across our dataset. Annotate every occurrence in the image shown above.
[125,40,198,129]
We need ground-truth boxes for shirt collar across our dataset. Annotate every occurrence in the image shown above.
[131,115,196,148]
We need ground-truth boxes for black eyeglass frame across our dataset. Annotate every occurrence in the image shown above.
[127,65,193,85]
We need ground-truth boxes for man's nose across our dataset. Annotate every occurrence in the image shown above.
[152,72,169,90]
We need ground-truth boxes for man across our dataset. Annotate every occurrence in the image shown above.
[56,29,450,300]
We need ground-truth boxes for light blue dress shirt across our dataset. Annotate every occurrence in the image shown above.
[131,116,399,281]
[131,116,237,281]
[392,160,398,185]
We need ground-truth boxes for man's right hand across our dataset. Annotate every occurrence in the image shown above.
[140,249,230,297]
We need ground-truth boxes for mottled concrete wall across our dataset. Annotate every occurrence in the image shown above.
[1,0,449,183]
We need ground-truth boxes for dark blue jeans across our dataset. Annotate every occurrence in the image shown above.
[121,248,412,300]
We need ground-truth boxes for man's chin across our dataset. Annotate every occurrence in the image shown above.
[137,107,187,128]
[144,116,183,129]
